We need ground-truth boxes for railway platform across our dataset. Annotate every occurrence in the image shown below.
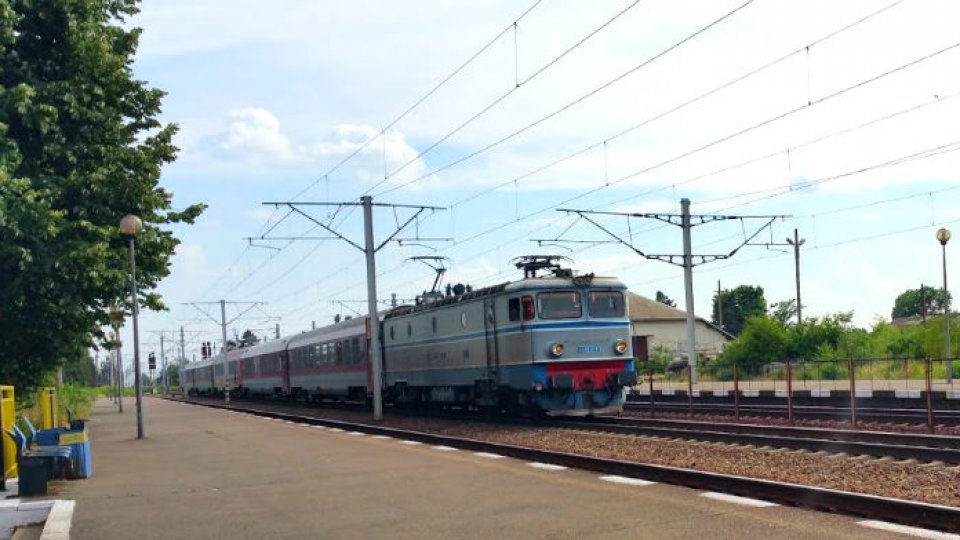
[51,397,935,539]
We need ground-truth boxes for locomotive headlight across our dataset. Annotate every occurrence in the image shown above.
[549,342,565,357]
[614,340,628,355]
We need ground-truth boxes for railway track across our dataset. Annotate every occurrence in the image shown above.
[555,416,960,464]
[171,396,960,532]
[625,400,960,425]
[179,395,960,464]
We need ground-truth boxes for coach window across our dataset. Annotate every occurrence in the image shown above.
[407,323,412,337]
[538,291,582,319]
[431,316,438,334]
[588,291,625,318]
[390,325,395,341]
[508,298,520,321]
[460,312,468,328]
[521,295,535,321]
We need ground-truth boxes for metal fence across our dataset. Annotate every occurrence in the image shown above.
[633,357,957,432]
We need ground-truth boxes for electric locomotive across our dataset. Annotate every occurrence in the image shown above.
[383,256,636,415]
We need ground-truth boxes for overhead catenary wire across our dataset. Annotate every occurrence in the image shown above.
[374,0,647,189]
[374,0,757,197]
[261,4,955,327]
[447,0,906,210]
[193,0,545,301]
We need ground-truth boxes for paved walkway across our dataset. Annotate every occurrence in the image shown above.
[54,397,924,539]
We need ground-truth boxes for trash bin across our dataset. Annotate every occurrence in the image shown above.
[18,457,47,496]
[59,428,91,479]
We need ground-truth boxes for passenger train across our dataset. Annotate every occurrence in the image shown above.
[183,257,637,415]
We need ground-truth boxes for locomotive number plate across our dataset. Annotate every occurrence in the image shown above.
[577,345,602,353]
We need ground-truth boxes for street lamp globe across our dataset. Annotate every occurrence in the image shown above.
[119,214,143,238]
[937,227,952,246]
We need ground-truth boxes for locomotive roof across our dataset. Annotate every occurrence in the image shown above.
[505,275,626,291]
[383,274,626,319]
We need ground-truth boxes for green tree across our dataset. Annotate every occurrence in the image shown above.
[891,286,950,319]
[0,0,204,393]
[712,285,767,336]
[164,363,179,386]
[718,316,788,373]
[769,299,798,326]
[654,291,676,308]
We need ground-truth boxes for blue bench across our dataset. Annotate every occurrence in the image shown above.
[3,425,73,480]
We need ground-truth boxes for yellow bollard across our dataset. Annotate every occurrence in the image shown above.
[40,387,58,429]
[1,385,16,480]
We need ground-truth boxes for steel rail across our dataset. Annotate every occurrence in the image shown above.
[607,415,960,449]
[171,397,960,532]
[625,401,960,424]
[551,417,960,464]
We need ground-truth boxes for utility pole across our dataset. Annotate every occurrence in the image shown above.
[261,196,447,420]
[116,335,123,413]
[180,326,186,368]
[680,199,697,381]
[160,334,167,394]
[716,280,723,329]
[184,301,275,403]
[552,198,786,383]
[786,228,806,324]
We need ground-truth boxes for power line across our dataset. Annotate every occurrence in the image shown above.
[290,0,545,201]
[375,0,646,188]
[375,0,757,197]
[446,0,905,210]
[194,1,544,301]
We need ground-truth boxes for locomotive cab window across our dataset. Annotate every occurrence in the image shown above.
[508,298,520,321]
[588,291,625,318]
[537,291,582,319]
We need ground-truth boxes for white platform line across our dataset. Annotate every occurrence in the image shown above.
[40,499,75,540]
[327,428,344,432]
[700,492,777,508]
[346,431,365,436]
[527,462,567,471]
[432,445,457,452]
[858,520,960,539]
[371,435,392,440]
[399,440,422,446]
[474,452,505,459]
[598,475,655,486]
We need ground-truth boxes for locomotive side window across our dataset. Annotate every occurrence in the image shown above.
[390,326,395,340]
[460,312,468,328]
[588,291,625,318]
[521,295,535,321]
[538,291,582,319]
[407,323,412,337]
[431,316,438,333]
[508,298,520,321]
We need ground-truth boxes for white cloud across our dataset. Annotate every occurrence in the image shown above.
[216,108,299,166]
[309,124,427,186]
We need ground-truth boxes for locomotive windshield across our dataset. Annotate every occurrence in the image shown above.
[587,290,625,318]
[537,291,582,319]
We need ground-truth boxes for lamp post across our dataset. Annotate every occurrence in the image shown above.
[109,306,123,412]
[120,214,145,439]
[937,227,952,383]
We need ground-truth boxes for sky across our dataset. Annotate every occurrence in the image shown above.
[112,0,960,368]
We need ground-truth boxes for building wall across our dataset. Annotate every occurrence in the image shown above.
[631,320,728,359]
